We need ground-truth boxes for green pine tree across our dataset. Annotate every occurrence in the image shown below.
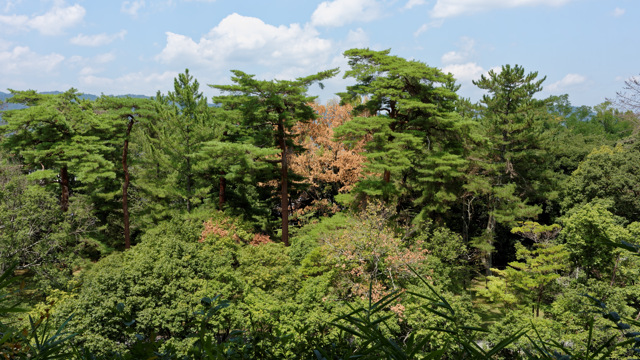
[211,68,339,246]
[336,48,471,221]
[468,65,551,275]
[1,89,114,212]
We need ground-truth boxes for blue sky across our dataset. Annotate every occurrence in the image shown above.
[0,0,637,106]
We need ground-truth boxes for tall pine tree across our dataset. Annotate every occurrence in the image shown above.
[336,48,471,221]
[211,68,338,246]
[468,65,550,275]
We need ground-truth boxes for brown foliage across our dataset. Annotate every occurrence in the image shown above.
[289,101,366,216]
[200,217,272,246]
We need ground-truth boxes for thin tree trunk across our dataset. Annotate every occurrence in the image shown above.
[122,117,134,250]
[610,254,620,287]
[484,212,495,277]
[383,169,391,183]
[219,171,226,210]
[278,120,289,246]
[60,166,70,212]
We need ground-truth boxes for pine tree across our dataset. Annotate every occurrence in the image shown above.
[336,48,471,220]
[136,69,216,221]
[468,65,550,275]
[93,96,156,249]
[211,68,339,246]
[1,89,114,212]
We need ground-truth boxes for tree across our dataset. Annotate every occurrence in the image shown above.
[336,48,470,220]
[211,68,339,246]
[612,74,640,115]
[0,149,97,287]
[289,101,366,218]
[93,96,157,249]
[468,65,549,274]
[143,70,216,216]
[561,202,632,279]
[506,222,568,317]
[308,201,429,302]
[1,89,114,212]
[562,144,640,223]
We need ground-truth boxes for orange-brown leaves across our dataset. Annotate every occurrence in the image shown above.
[290,101,365,202]
[200,216,272,246]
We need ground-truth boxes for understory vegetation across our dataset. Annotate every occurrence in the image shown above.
[1,49,640,359]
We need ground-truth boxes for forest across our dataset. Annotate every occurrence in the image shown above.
[1,48,639,359]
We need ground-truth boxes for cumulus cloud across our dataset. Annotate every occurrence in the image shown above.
[70,30,127,47]
[547,73,586,92]
[311,0,382,27]
[0,3,85,35]
[121,0,145,17]
[431,0,572,18]
[0,46,64,75]
[156,13,333,76]
[612,7,625,17]
[442,62,485,82]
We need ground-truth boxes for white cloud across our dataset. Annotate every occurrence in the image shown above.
[547,73,586,92]
[345,28,369,47]
[70,30,127,46]
[612,7,625,17]
[413,19,444,36]
[0,14,28,28]
[431,0,572,18]
[0,46,64,75]
[441,51,465,64]
[441,37,475,64]
[442,62,485,82]
[121,0,145,17]
[404,0,427,10]
[311,0,382,27]
[79,71,178,95]
[28,3,85,35]
[156,13,333,74]
[94,52,116,64]
[0,3,85,35]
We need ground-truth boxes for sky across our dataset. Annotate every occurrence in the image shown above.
[0,0,637,106]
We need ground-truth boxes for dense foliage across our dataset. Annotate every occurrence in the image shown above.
[1,49,639,359]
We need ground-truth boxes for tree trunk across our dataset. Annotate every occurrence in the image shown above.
[278,120,289,246]
[219,171,226,210]
[383,169,391,183]
[122,117,134,250]
[60,166,70,212]
[484,212,496,277]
